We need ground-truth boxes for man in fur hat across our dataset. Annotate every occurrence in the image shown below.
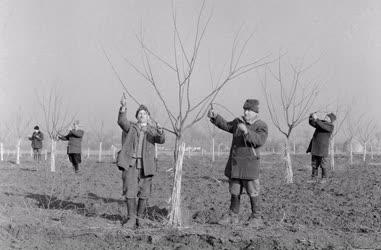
[58,120,84,173]
[207,99,268,226]
[29,125,44,162]
[117,95,165,229]
[306,112,336,183]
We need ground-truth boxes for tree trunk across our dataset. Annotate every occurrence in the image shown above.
[98,141,102,162]
[212,137,215,162]
[155,144,158,159]
[293,141,296,154]
[363,142,367,162]
[87,148,90,159]
[112,145,117,161]
[371,144,374,160]
[350,141,353,164]
[16,138,21,165]
[330,137,335,170]
[169,142,186,227]
[0,142,3,161]
[44,149,48,161]
[50,139,56,172]
[285,139,293,184]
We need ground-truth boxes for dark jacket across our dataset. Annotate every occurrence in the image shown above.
[211,115,268,180]
[117,108,165,176]
[306,115,334,157]
[29,131,44,149]
[59,129,84,154]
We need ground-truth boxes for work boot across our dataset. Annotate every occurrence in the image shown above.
[246,196,263,227]
[124,198,137,229]
[218,195,240,225]
[307,167,319,183]
[321,167,327,179]
[136,198,147,228]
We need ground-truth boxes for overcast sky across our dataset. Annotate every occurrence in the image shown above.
[1,0,380,139]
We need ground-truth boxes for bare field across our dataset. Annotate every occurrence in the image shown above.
[0,154,381,249]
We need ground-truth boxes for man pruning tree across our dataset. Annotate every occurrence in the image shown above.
[208,99,268,226]
[117,94,165,229]
[306,112,336,183]
[29,125,44,163]
[59,120,84,174]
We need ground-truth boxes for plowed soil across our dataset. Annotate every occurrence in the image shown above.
[1,153,380,249]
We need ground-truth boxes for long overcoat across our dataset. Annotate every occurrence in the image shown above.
[211,115,268,180]
[306,115,334,157]
[29,131,44,149]
[117,109,165,176]
[60,129,84,154]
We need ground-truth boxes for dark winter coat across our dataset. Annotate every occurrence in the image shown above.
[306,115,334,157]
[117,108,165,176]
[29,131,44,149]
[59,129,84,154]
[211,115,268,180]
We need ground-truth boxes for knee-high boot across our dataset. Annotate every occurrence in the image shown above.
[124,198,137,229]
[218,195,240,225]
[136,198,147,227]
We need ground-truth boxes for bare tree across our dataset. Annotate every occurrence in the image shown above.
[0,122,11,162]
[101,2,271,227]
[89,118,105,163]
[261,56,321,184]
[357,117,377,162]
[328,100,351,170]
[11,108,31,165]
[343,114,362,164]
[36,87,75,172]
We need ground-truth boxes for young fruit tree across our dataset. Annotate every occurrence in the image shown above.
[12,108,31,165]
[357,117,377,162]
[0,123,11,162]
[89,119,105,163]
[328,101,351,170]
[37,87,75,172]
[261,56,321,184]
[343,114,362,164]
[102,2,271,227]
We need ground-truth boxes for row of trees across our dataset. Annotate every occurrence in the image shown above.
[1,1,379,228]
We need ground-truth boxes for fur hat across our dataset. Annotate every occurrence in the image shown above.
[135,104,150,118]
[327,113,336,122]
[243,99,259,113]
[34,125,39,130]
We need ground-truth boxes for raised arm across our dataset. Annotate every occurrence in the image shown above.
[71,129,84,138]
[244,121,268,148]
[117,107,132,133]
[210,115,235,134]
[314,120,334,132]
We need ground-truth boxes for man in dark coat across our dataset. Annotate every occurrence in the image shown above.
[59,120,84,173]
[306,112,336,183]
[28,125,44,162]
[208,99,268,226]
[117,95,165,229]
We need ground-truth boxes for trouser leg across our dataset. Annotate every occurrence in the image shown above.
[311,155,319,178]
[321,156,328,178]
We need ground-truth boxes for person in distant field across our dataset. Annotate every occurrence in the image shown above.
[117,94,165,229]
[58,120,84,173]
[207,99,268,226]
[28,125,44,162]
[306,112,336,183]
